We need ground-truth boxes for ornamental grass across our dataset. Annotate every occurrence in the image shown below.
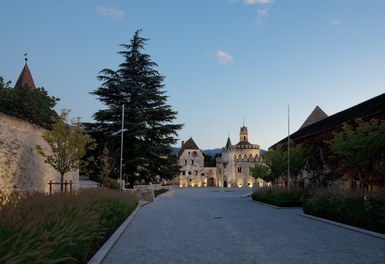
[0,189,138,263]
[303,189,385,234]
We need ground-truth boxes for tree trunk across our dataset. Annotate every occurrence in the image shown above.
[358,171,364,192]
[60,172,64,192]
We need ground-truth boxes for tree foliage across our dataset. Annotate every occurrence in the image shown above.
[0,76,59,129]
[289,143,309,177]
[249,163,270,182]
[90,30,183,185]
[327,118,385,189]
[36,110,95,191]
[264,145,287,184]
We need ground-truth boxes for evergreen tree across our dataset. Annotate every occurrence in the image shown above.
[91,30,183,185]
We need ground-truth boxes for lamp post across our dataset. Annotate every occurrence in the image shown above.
[287,104,290,192]
[119,104,124,190]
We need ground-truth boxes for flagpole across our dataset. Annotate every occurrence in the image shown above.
[287,104,290,192]
[119,104,124,190]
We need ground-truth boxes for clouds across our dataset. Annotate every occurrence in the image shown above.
[215,51,233,64]
[97,6,124,19]
[255,7,269,25]
[233,0,274,26]
[244,0,274,4]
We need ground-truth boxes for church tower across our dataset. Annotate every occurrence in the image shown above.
[239,125,249,143]
[15,55,36,90]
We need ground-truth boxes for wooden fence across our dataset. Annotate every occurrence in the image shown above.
[48,180,73,194]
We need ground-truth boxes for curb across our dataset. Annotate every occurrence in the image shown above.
[249,198,302,209]
[298,213,385,241]
[240,191,253,198]
[88,200,150,264]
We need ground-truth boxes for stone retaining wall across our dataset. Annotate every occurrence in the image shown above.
[0,112,78,196]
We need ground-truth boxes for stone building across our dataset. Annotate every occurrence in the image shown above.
[176,124,264,188]
[176,138,214,187]
[272,93,385,190]
[216,125,264,188]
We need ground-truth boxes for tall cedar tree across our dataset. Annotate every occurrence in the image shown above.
[91,30,183,185]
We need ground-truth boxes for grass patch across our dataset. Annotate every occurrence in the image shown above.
[251,187,303,207]
[0,189,138,263]
[303,190,385,234]
[154,188,169,197]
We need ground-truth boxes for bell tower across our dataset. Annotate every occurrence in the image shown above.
[239,124,248,143]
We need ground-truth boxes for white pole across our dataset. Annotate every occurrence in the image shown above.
[287,104,290,192]
[119,104,124,190]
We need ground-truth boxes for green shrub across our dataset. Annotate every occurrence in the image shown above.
[103,177,121,190]
[251,187,303,207]
[0,189,138,263]
[303,190,385,234]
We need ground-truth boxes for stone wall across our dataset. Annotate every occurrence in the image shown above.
[0,112,78,195]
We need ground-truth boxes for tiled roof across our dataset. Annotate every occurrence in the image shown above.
[15,63,36,90]
[273,93,385,147]
[178,137,200,157]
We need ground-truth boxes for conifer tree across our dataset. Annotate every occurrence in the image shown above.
[91,30,183,185]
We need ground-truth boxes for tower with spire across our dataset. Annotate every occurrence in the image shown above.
[15,53,36,90]
[216,123,263,188]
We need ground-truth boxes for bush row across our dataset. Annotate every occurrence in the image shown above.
[251,188,303,207]
[303,190,385,234]
[0,189,138,263]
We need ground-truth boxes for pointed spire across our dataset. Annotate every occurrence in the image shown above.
[225,137,232,149]
[15,54,36,90]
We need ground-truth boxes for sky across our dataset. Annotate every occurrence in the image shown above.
[1,0,385,150]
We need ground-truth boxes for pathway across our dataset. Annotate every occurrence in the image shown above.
[102,188,385,264]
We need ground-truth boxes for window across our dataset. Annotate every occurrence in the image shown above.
[182,171,186,175]
[184,160,187,165]
[238,167,242,173]
[191,160,194,165]
[195,170,198,175]
[188,171,192,175]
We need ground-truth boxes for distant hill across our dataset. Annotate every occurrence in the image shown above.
[202,148,222,157]
[170,147,267,156]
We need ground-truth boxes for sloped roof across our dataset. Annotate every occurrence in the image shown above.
[273,93,385,147]
[178,137,200,157]
[299,106,328,129]
[15,62,36,90]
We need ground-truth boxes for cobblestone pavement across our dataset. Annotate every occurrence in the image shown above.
[102,188,385,264]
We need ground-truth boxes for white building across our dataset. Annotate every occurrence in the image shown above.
[216,125,264,188]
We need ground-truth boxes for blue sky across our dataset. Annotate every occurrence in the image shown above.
[1,0,385,150]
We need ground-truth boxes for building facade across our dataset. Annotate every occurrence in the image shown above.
[216,125,264,188]
[177,125,265,188]
[177,138,208,187]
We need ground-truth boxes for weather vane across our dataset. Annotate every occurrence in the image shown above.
[24,52,28,63]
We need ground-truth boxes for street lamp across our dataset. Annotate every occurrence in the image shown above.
[119,104,124,190]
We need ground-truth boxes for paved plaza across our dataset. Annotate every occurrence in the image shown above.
[102,188,385,264]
